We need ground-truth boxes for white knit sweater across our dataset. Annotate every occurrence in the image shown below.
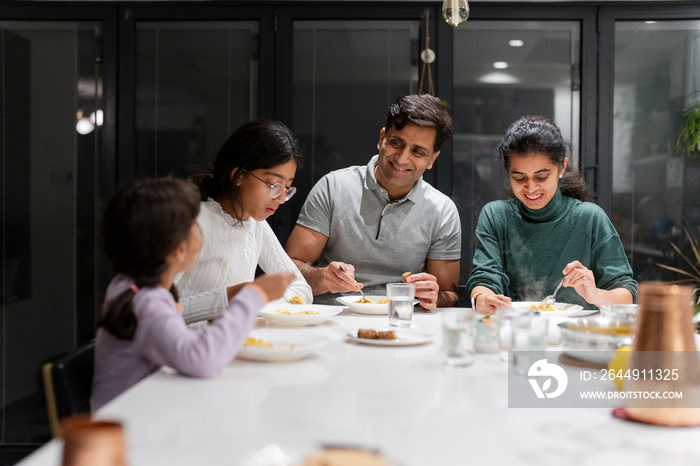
[176,199,312,326]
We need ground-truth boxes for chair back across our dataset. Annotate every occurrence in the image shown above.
[42,342,95,437]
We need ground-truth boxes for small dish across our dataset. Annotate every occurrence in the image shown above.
[346,328,433,346]
[241,442,400,466]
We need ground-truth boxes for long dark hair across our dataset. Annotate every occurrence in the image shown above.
[188,119,303,221]
[99,177,201,340]
[385,94,455,152]
[494,115,590,202]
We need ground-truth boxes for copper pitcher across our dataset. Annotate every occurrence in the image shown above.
[61,415,127,466]
[623,282,700,426]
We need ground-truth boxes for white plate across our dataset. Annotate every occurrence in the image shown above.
[259,303,343,327]
[237,331,330,362]
[335,295,419,315]
[346,329,434,347]
[510,301,594,318]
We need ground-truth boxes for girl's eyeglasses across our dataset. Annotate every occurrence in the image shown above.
[243,170,297,201]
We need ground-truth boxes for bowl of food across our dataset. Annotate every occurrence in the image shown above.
[336,295,418,315]
[559,317,635,365]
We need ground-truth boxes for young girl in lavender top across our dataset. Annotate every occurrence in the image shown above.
[91,177,294,410]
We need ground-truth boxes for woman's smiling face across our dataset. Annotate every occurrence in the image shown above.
[508,152,567,210]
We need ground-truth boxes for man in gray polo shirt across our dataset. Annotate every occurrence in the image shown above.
[285,94,461,309]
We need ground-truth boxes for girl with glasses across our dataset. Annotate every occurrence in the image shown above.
[176,120,312,329]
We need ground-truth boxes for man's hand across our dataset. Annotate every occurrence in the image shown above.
[405,272,439,310]
[324,262,364,294]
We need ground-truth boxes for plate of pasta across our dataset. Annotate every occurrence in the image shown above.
[511,301,594,317]
[336,295,418,315]
[259,302,343,327]
[237,331,330,362]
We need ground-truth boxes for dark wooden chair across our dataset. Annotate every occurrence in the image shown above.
[42,342,95,437]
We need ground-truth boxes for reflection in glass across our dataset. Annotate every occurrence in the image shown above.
[292,20,420,185]
[612,20,700,281]
[0,20,101,445]
[452,21,581,280]
[136,21,259,178]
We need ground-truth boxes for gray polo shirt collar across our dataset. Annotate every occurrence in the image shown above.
[365,154,423,204]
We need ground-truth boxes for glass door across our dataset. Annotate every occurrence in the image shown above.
[0,19,104,445]
[451,20,582,280]
[283,17,421,242]
[134,21,260,178]
[612,19,700,281]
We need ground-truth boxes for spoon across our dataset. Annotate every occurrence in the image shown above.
[543,278,564,305]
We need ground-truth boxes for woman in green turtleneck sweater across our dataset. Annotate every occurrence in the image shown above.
[467,115,638,314]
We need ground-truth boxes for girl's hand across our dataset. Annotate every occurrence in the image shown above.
[562,261,600,304]
[253,272,296,302]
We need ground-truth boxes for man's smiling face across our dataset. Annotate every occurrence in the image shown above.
[374,123,439,200]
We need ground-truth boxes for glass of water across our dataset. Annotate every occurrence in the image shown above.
[441,308,476,367]
[496,306,529,362]
[387,282,415,327]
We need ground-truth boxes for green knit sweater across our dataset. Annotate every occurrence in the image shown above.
[467,190,638,309]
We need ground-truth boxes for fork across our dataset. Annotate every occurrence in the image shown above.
[543,278,564,305]
[339,265,367,301]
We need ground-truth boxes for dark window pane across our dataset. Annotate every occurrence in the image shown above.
[136,21,259,178]
[452,20,581,280]
[613,20,700,282]
[292,20,420,184]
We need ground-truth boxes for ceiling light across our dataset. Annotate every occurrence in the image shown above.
[442,0,470,27]
[509,40,524,47]
[493,62,508,69]
[478,72,520,84]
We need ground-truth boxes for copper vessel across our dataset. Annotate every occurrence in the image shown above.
[623,283,700,426]
[61,415,127,466]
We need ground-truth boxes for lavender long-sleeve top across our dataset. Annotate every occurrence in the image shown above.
[91,274,263,410]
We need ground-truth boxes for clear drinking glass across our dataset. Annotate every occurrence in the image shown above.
[496,306,529,362]
[600,304,639,325]
[387,283,415,328]
[441,308,476,367]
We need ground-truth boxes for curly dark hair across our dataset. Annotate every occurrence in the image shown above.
[385,94,455,152]
[494,115,591,202]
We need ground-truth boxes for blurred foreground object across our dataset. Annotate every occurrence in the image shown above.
[61,416,126,466]
[624,283,700,426]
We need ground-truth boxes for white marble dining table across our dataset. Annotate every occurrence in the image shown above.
[17,305,700,466]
